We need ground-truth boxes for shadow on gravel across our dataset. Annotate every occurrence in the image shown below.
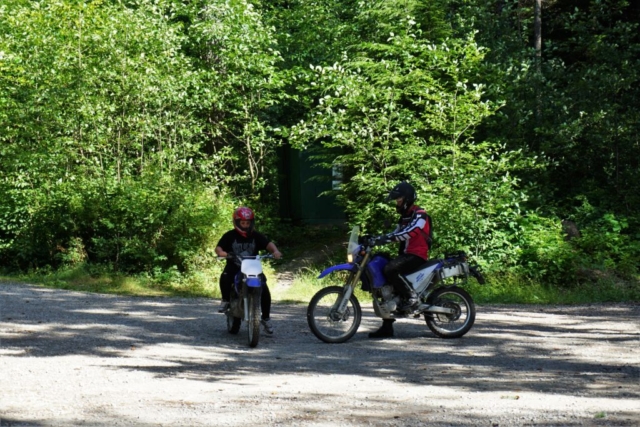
[2,283,639,403]
[0,418,45,427]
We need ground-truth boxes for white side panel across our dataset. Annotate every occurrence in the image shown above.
[406,264,438,292]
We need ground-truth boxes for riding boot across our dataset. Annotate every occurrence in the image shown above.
[368,319,395,338]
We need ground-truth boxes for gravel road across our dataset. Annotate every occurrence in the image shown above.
[1,282,639,427]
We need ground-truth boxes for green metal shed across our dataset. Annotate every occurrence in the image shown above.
[278,145,345,224]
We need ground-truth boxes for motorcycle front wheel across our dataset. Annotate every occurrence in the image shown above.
[247,292,261,348]
[424,286,476,338]
[307,286,362,343]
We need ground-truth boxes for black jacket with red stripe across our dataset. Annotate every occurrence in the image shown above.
[386,205,430,261]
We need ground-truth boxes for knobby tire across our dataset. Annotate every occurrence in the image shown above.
[307,286,362,343]
[247,293,261,348]
[424,286,476,338]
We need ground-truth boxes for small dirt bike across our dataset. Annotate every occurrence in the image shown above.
[220,253,273,348]
[307,226,486,343]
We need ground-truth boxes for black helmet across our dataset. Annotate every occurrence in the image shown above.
[386,181,416,214]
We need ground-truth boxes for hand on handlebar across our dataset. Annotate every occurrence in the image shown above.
[373,235,391,246]
[216,252,235,260]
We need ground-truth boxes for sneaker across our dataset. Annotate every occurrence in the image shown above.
[260,318,274,335]
[218,300,229,313]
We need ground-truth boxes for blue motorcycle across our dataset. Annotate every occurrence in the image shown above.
[222,253,273,348]
[307,226,486,343]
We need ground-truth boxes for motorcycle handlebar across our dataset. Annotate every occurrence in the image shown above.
[217,254,275,261]
[358,235,387,247]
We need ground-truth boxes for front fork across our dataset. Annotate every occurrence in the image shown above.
[336,284,354,314]
[241,283,262,322]
[243,296,249,322]
[335,252,370,314]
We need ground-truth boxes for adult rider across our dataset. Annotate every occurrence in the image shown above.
[369,181,431,339]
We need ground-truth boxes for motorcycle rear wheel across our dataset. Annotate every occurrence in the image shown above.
[424,286,475,338]
[247,293,261,348]
[307,286,362,343]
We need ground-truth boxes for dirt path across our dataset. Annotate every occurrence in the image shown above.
[1,282,639,427]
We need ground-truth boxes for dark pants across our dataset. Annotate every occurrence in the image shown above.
[383,253,426,298]
[220,269,271,320]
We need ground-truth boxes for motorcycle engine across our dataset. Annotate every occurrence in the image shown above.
[380,285,394,301]
[378,285,398,314]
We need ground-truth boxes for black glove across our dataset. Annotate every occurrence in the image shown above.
[374,235,391,246]
[359,235,373,245]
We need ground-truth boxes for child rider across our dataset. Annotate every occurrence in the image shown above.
[215,207,282,335]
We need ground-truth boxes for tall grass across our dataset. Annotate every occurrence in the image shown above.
[272,268,372,304]
[2,263,223,298]
[3,244,638,306]
[443,272,639,305]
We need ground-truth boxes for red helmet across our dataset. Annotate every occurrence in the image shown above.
[233,207,255,237]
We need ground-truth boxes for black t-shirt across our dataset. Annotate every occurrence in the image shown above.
[216,229,271,272]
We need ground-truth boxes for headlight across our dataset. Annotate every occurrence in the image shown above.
[347,253,354,263]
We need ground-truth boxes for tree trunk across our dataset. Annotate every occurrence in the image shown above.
[535,0,542,72]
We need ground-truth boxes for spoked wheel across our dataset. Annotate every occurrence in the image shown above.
[425,286,476,338]
[247,293,261,348]
[307,286,361,343]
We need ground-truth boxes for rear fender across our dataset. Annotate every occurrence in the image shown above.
[318,263,356,279]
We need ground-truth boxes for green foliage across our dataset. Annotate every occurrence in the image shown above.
[289,15,531,268]
[174,0,285,199]
[3,175,234,273]
[466,271,639,305]
[457,0,640,224]
[0,0,283,274]
[0,0,208,179]
[262,0,359,68]
[515,214,578,284]
[573,213,640,280]
[510,208,640,287]
[0,0,639,298]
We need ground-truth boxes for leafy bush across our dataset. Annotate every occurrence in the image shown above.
[0,0,276,275]
[514,214,578,285]
[3,176,234,273]
[289,16,532,271]
[573,214,640,281]
[513,210,639,286]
